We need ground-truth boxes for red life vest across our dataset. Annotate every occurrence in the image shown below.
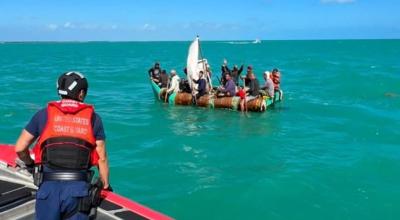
[270,72,281,91]
[33,99,99,169]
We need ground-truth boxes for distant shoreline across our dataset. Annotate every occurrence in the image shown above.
[1,38,399,44]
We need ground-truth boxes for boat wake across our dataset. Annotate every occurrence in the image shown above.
[222,40,261,45]
[222,41,253,45]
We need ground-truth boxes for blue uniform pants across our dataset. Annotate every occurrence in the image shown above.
[36,180,90,220]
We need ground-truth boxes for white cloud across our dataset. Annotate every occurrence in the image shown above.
[142,23,156,31]
[321,0,356,4]
[47,24,58,31]
[63,22,75,29]
[44,22,119,31]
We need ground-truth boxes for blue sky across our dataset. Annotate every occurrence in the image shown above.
[0,0,399,41]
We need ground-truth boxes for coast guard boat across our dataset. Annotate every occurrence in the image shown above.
[0,144,173,220]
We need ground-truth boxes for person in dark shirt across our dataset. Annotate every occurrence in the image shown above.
[193,71,207,100]
[220,71,229,86]
[231,64,244,86]
[218,73,236,97]
[220,59,231,86]
[247,73,260,97]
[159,70,169,88]
[15,71,111,220]
[241,65,253,87]
[148,62,161,84]
[221,59,231,75]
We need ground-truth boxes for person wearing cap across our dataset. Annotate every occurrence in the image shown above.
[15,71,111,219]
[167,69,180,95]
[261,71,275,97]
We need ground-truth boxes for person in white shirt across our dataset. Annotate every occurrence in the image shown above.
[167,69,180,94]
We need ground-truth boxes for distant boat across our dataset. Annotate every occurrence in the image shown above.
[253,38,262,44]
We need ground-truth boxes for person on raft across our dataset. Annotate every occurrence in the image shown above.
[221,58,230,74]
[271,68,283,100]
[162,69,180,102]
[237,86,248,113]
[245,73,260,101]
[167,69,180,92]
[260,71,275,98]
[241,65,254,87]
[148,62,162,84]
[231,64,244,86]
[220,59,242,87]
[220,59,231,86]
[217,73,236,97]
[193,71,207,100]
[159,69,169,88]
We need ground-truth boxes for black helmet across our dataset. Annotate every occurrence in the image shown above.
[57,71,88,100]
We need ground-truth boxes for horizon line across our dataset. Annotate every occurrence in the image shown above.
[1,38,399,43]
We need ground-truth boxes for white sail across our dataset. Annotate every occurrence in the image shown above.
[186,37,212,94]
[187,37,200,92]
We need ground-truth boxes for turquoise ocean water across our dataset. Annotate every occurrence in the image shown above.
[0,40,399,219]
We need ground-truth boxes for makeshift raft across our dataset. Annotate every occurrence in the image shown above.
[150,36,282,112]
[151,80,282,112]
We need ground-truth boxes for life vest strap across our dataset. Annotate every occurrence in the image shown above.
[41,136,94,150]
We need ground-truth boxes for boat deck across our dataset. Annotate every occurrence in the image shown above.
[0,180,35,212]
[0,176,36,219]
[0,176,153,220]
[0,144,172,220]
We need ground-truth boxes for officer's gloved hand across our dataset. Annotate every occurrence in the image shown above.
[16,158,34,174]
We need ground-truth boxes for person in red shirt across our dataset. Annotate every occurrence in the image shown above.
[236,86,247,113]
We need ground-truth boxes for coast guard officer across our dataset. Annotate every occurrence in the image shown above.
[15,71,111,219]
